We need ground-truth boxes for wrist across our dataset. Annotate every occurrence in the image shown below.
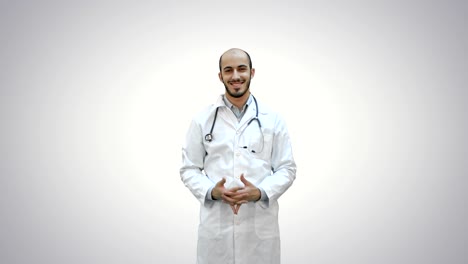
[211,189,218,200]
[255,188,261,201]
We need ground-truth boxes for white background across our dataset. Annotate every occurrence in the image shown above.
[1,0,467,263]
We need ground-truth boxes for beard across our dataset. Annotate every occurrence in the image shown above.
[223,76,252,98]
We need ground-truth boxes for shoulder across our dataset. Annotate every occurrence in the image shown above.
[255,100,290,132]
[192,102,225,126]
[190,94,224,124]
[257,100,283,121]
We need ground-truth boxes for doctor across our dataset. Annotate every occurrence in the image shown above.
[180,48,296,264]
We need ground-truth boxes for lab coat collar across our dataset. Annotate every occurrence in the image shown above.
[213,94,260,128]
[213,94,255,111]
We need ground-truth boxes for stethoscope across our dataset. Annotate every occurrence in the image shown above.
[205,95,264,153]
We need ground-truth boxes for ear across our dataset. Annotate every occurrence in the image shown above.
[250,68,255,79]
[218,72,223,83]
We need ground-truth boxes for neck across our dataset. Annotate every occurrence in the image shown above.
[225,91,250,109]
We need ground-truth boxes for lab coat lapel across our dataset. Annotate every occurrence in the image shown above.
[238,98,257,128]
[213,95,237,129]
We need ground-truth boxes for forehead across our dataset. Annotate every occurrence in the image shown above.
[220,51,249,68]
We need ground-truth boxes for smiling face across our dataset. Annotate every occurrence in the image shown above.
[218,49,255,101]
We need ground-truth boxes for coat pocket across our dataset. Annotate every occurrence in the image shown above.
[248,133,273,161]
[254,201,280,239]
[198,202,221,239]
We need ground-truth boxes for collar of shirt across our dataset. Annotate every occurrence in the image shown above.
[222,94,253,122]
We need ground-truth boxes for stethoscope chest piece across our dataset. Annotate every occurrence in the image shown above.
[205,134,213,142]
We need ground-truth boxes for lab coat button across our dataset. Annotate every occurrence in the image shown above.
[235,152,240,157]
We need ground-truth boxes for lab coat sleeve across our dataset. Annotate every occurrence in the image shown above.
[257,115,297,208]
[180,119,215,206]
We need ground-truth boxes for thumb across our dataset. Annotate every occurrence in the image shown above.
[217,177,226,186]
[240,174,250,186]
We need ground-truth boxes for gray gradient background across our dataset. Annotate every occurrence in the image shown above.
[1,0,467,263]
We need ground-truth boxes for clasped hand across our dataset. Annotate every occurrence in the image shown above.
[211,174,261,215]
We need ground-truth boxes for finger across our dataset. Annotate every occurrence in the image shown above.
[223,189,244,198]
[230,204,237,214]
[235,204,241,214]
[224,192,248,204]
[222,194,238,204]
[230,192,248,200]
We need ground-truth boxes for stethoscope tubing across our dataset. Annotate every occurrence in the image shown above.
[205,95,260,143]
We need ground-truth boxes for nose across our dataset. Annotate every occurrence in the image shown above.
[232,69,240,79]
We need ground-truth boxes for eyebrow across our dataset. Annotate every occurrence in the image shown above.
[223,64,248,71]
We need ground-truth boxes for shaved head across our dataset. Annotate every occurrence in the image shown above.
[219,48,252,71]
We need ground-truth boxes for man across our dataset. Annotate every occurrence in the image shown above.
[180,48,296,264]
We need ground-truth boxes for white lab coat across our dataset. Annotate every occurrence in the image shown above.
[180,94,296,264]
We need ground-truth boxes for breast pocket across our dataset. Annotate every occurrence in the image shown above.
[248,133,273,161]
